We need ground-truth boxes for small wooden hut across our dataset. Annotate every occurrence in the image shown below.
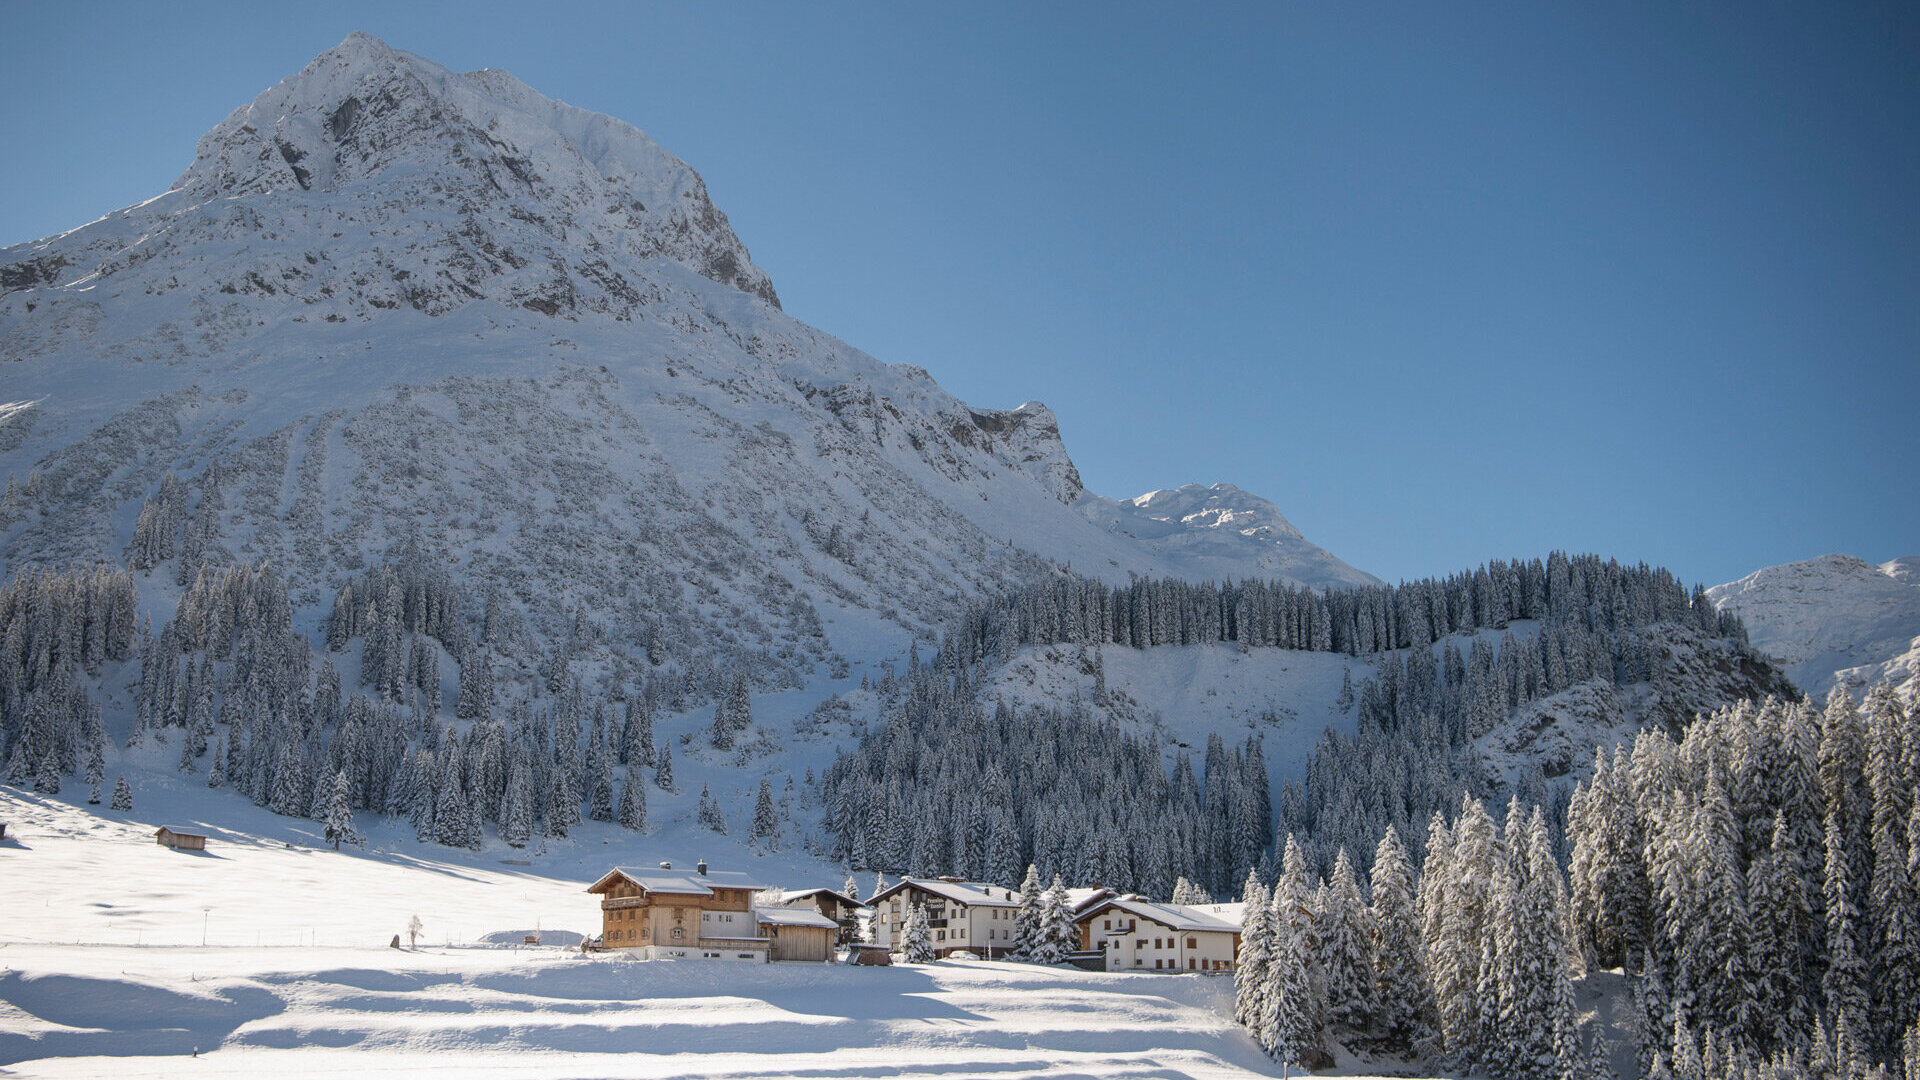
[154,827,207,851]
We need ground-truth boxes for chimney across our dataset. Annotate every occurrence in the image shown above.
[938,876,962,884]
[696,860,708,876]
[658,861,671,870]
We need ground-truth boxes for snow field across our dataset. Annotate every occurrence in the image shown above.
[0,793,1311,1079]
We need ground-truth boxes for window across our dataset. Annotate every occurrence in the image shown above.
[1186,938,1197,949]
[1103,920,1111,930]
[1137,939,1146,949]
[1189,959,1197,970]
[671,928,684,940]
[937,930,946,941]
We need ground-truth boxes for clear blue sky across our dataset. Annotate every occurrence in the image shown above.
[4,2,1915,588]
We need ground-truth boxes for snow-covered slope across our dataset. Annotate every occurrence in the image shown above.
[1707,553,1920,698]
[0,33,1372,697]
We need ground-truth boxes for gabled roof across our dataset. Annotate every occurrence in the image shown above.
[586,866,770,896]
[779,887,868,911]
[870,877,1021,908]
[1077,896,1245,934]
[754,907,838,929]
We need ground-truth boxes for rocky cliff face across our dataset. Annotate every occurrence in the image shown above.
[0,34,1373,690]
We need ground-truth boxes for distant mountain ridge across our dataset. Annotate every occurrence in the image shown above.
[0,33,1373,693]
[1708,553,1920,698]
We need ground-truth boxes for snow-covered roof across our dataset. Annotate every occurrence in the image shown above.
[753,907,838,930]
[779,887,868,910]
[1066,887,1116,913]
[587,867,769,896]
[871,878,1020,908]
[1080,897,1245,934]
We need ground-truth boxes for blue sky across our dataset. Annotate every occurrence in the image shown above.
[3,2,1914,588]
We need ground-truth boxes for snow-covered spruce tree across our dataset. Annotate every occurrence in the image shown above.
[750,777,778,848]
[1172,876,1211,905]
[1747,810,1814,1033]
[1322,847,1378,1034]
[1568,746,1652,971]
[1370,825,1431,1049]
[621,695,655,768]
[653,741,675,792]
[1258,835,1327,1067]
[697,783,728,835]
[1426,795,1497,1070]
[1827,809,1871,1058]
[1492,806,1577,1080]
[1033,876,1077,964]
[455,648,493,720]
[34,751,60,795]
[587,746,614,823]
[709,695,735,751]
[902,903,935,963]
[727,671,753,738]
[616,769,647,832]
[110,775,132,811]
[500,752,534,848]
[1262,862,1317,1065]
[1012,864,1044,960]
[1235,870,1275,1029]
[1863,684,1918,1048]
[324,769,359,850]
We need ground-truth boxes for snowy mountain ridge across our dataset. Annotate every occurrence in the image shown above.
[1707,552,1920,698]
[0,33,1373,697]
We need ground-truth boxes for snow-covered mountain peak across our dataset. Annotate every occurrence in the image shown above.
[1075,483,1375,586]
[1122,483,1307,543]
[8,31,777,317]
[1708,553,1920,697]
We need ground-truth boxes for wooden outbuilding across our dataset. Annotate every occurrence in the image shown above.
[154,827,207,851]
[755,907,838,962]
[847,943,893,966]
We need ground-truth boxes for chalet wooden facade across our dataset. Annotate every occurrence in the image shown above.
[586,863,835,963]
[154,827,207,851]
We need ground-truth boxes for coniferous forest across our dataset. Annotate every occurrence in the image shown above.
[4,547,1915,1079]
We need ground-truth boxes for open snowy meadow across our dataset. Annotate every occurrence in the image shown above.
[0,789,1367,1080]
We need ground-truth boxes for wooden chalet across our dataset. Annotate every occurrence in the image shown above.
[154,826,207,851]
[586,861,835,963]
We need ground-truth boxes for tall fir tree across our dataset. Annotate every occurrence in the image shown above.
[616,768,647,833]
[1012,864,1044,960]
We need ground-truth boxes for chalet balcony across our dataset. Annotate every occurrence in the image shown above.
[601,897,648,910]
